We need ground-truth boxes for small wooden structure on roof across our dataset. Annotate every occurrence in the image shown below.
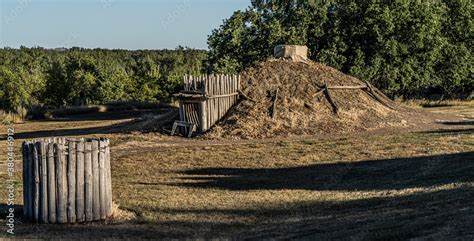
[173,74,241,134]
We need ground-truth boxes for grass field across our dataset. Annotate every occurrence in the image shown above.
[0,101,473,239]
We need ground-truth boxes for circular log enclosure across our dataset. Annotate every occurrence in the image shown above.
[22,138,112,224]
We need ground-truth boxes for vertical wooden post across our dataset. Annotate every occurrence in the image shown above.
[76,139,85,222]
[38,142,48,223]
[183,75,187,91]
[98,140,106,219]
[32,143,40,222]
[105,139,112,217]
[47,142,56,223]
[209,75,213,126]
[199,101,207,132]
[215,74,218,124]
[55,143,67,224]
[179,101,184,122]
[216,75,220,120]
[84,141,93,221]
[92,140,100,220]
[223,75,227,116]
[67,141,76,223]
[234,75,238,104]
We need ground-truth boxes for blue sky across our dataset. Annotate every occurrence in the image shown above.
[0,0,250,50]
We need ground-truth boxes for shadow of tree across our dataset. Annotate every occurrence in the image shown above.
[36,106,177,122]
[2,186,473,239]
[0,204,22,220]
[13,125,122,140]
[440,121,474,126]
[174,152,474,191]
[421,128,474,135]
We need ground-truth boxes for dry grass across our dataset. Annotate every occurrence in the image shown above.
[402,100,474,120]
[0,103,472,239]
[0,110,26,125]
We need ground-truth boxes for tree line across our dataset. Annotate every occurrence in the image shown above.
[0,47,206,113]
[206,0,473,99]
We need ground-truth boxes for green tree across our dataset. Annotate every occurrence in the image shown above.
[0,66,30,112]
[206,0,473,98]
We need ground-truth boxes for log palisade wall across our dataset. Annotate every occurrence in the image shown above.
[22,138,112,224]
[174,74,241,133]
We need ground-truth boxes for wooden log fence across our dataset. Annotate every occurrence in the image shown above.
[174,74,241,134]
[22,138,112,224]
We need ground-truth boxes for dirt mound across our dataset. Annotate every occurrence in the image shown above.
[205,59,429,139]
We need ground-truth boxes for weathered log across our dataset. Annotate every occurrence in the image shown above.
[271,89,279,119]
[238,89,256,102]
[324,82,339,114]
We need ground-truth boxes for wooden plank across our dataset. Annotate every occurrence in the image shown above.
[76,139,85,222]
[84,141,93,221]
[104,139,112,217]
[22,142,28,219]
[47,142,56,223]
[38,142,48,223]
[99,140,106,219]
[55,143,67,223]
[67,141,76,223]
[91,140,100,220]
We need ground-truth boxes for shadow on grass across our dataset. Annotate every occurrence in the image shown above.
[174,152,474,191]
[35,108,174,123]
[422,128,474,135]
[13,110,178,140]
[13,123,129,140]
[4,186,473,239]
[0,204,22,220]
[440,121,474,126]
